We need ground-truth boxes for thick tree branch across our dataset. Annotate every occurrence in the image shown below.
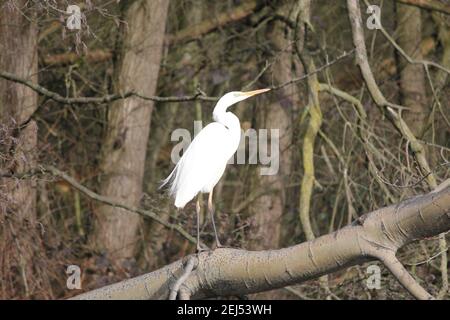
[393,0,450,15]
[71,183,450,300]
[166,0,258,45]
[42,49,113,66]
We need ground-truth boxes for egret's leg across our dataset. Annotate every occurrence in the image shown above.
[208,190,222,248]
[196,196,203,252]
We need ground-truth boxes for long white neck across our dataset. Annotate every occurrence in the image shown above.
[212,98,230,122]
[213,101,241,154]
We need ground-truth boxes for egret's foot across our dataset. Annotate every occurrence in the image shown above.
[214,246,234,250]
[196,246,205,253]
[213,242,235,250]
[196,244,210,253]
[213,237,224,249]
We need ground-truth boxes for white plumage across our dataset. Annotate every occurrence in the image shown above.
[163,122,237,208]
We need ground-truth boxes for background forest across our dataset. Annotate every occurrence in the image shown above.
[0,0,449,300]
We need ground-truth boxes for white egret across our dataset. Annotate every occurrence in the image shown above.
[160,88,270,251]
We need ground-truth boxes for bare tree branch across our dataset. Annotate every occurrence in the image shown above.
[169,256,198,300]
[378,251,434,300]
[166,0,258,45]
[392,0,450,15]
[42,49,112,66]
[39,166,200,246]
[0,70,218,104]
[1,49,354,107]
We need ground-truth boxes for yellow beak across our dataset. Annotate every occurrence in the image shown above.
[240,88,271,97]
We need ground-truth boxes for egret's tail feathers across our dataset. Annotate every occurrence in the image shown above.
[158,167,176,193]
[160,165,194,208]
[158,174,171,190]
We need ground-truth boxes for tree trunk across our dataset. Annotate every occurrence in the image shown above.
[0,0,38,297]
[396,3,427,137]
[94,0,170,260]
[247,3,299,300]
[249,3,297,251]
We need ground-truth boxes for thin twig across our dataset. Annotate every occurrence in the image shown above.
[272,49,356,91]
[405,247,449,266]
[169,256,197,300]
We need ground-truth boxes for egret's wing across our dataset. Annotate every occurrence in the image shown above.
[162,122,233,207]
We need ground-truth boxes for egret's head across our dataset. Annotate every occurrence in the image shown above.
[218,88,271,109]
